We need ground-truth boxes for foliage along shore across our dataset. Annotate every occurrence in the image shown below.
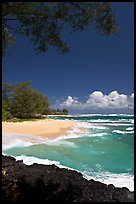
[2,115,66,123]
[2,81,68,121]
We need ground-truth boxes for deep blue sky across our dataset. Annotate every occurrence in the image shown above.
[2,2,134,113]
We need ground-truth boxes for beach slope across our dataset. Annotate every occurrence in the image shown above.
[2,119,76,139]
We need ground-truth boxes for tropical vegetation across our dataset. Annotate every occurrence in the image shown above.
[2,2,118,56]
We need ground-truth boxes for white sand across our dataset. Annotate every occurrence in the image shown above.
[2,119,76,139]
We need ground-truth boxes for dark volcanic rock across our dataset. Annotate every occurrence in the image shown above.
[2,155,134,203]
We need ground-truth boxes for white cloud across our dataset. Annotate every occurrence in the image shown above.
[57,91,134,110]
[130,93,134,99]
[60,96,79,108]
[85,91,108,108]
[105,91,128,108]
[128,93,134,109]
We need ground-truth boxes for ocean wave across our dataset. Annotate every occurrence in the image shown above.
[14,155,76,171]
[15,155,61,166]
[104,123,133,126]
[131,119,134,124]
[82,119,132,124]
[2,122,90,149]
[112,130,134,134]
[91,126,108,130]
[74,121,133,130]
[1,124,111,151]
[2,133,35,150]
[49,114,134,117]
[75,122,107,129]
[2,132,50,150]
[2,132,79,150]
[89,133,108,137]
[82,171,134,191]
[126,127,134,131]
[44,139,77,148]
[56,131,109,139]
[4,154,133,191]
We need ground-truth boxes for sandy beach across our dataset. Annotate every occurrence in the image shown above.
[2,119,76,140]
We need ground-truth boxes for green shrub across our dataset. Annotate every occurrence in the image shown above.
[2,108,13,121]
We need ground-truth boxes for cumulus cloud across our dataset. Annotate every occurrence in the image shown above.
[62,96,76,106]
[57,91,134,110]
[128,93,134,109]
[60,96,80,108]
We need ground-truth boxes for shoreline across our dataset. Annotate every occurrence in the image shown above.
[2,119,77,140]
[2,155,134,202]
[2,117,134,192]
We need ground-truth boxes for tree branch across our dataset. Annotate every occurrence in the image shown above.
[2,2,26,17]
[68,2,115,34]
[3,18,20,21]
[3,22,20,32]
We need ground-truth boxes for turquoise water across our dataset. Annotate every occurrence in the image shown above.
[2,114,134,191]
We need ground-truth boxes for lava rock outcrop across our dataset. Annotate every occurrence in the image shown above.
[2,155,134,202]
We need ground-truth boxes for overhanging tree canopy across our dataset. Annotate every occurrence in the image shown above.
[2,2,119,56]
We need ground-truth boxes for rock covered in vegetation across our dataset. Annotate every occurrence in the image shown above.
[2,155,134,203]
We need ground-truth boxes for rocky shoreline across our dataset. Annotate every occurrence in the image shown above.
[2,155,134,202]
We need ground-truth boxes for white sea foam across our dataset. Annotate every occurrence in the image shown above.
[107,114,133,116]
[84,119,131,123]
[14,155,75,171]
[131,119,134,124]
[82,171,134,192]
[2,119,87,150]
[2,114,134,192]
[89,132,108,137]
[59,123,108,139]
[112,130,134,134]
[2,132,49,150]
[2,132,79,150]
[15,155,61,166]
[74,120,133,130]
[75,122,107,129]
[104,123,133,126]
[93,126,107,130]
[2,118,133,151]
[56,131,108,139]
[4,154,133,192]
[53,133,83,141]
[2,122,110,151]
[51,114,134,117]
[126,127,134,131]
[45,139,77,148]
